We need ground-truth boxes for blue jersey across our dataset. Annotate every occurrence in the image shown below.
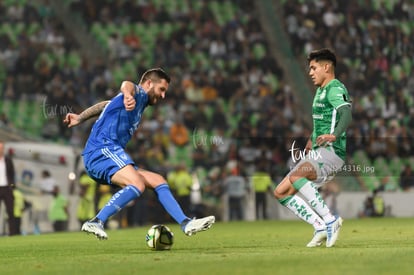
[83,84,148,154]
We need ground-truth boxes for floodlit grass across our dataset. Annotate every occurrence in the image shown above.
[1,218,413,275]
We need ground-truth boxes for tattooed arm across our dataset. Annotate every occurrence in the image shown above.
[63,100,110,128]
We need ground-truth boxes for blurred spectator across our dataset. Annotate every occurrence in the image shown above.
[2,75,18,101]
[209,103,228,131]
[76,171,97,225]
[97,185,112,212]
[168,164,193,214]
[13,186,29,235]
[222,169,250,221]
[169,118,190,163]
[203,167,223,204]
[0,112,9,126]
[152,125,170,154]
[399,164,414,191]
[376,176,399,192]
[123,26,141,53]
[0,140,18,235]
[146,142,166,169]
[359,190,385,218]
[39,170,56,195]
[126,190,149,227]
[251,162,273,220]
[192,145,209,169]
[169,119,189,147]
[48,185,68,232]
[14,47,34,98]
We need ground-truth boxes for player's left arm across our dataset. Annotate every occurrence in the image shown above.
[332,104,352,138]
[120,80,136,111]
[316,87,352,146]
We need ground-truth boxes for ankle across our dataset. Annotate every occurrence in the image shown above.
[180,218,191,231]
[90,217,103,224]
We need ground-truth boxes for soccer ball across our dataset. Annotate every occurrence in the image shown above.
[145,224,174,250]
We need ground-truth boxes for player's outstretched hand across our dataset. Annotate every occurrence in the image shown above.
[64,113,81,128]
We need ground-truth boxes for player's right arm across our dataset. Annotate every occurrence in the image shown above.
[120,81,136,111]
[63,100,110,128]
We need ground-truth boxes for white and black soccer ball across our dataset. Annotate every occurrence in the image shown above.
[145,224,174,250]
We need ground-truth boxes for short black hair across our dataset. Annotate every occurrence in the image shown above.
[139,68,171,84]
[307,48,336,67]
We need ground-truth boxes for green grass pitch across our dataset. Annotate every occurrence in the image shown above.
[0,218,413,275]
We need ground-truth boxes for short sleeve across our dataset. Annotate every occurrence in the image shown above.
[328,86,351,109]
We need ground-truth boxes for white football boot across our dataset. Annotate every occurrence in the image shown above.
[306,229,327,247]
[183,216,215,236]
[81,220,108,240]
[326,216,343,247]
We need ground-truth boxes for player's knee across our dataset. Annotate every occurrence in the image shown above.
[129,182,145,193]
[273,188,283,199]
[289,164,316,182]
[150,175,167,188]
[136,170,166,189]
[288,174,299,184]
[273,183,288,199]
[274,177,298,199]
[156,174,167,184]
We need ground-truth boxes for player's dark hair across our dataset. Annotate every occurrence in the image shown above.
[140,68,171,84]
[307,48,336,67]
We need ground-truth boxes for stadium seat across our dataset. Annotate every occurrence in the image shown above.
[133,22,145,34]
[402,55,411,75]
[222,1,236,22]
[104,23,118,37]
[360,176,380,191]
[253,43,267,60]
[264,73,279,91]
[336,174,362,191]
[66,50,82,69]
[91,22,104,36]
[391,64,403,81]
[27,22,41,35]
[373,157,390,178]
[389,156,404,176]
[353,150,371,168]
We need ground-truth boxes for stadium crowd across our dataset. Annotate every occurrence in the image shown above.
[282,0,414,191]
[1,0,414,231]
[1,1,295,186]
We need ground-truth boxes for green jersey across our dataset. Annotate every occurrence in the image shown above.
[311,79,351,160]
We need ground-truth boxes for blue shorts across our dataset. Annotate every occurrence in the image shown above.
[82,145,136,184]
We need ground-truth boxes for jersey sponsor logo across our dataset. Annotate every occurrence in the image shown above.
[313,114,323,119]
[314,103,325,107]
[319,90,326,100]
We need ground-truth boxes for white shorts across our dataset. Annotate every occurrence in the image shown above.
[288,146,344,188]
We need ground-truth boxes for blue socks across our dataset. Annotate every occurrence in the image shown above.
[96,185,141,223]
[155,183,189,225]
[94,183,190,228]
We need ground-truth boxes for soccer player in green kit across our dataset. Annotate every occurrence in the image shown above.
[274,48,352,247]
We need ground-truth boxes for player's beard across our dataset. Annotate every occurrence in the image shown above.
[147,87,158,105]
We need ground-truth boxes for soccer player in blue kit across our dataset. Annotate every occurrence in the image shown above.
[64,68,215,239]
